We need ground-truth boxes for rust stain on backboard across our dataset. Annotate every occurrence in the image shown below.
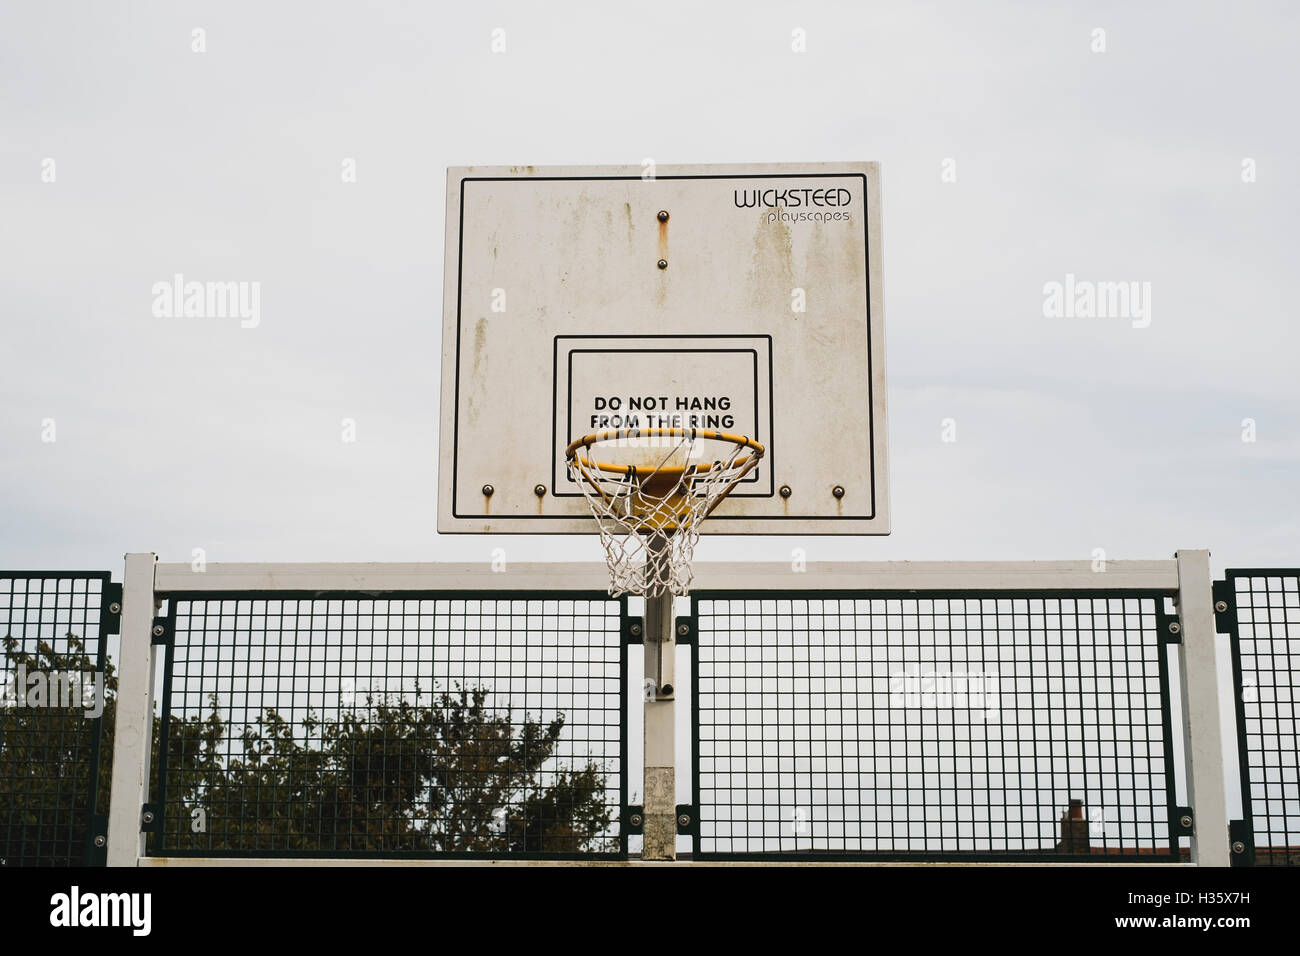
[656,215,669,306]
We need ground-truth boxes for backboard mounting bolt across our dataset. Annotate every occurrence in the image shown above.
[481,484,494,497]
[832,485,845,499]
[534,484,546,497]
[657,259,668,270]
[657,210,669,222]
[1214,600,1228,613]
[779,485,792,498]
[1168,621,1181,635]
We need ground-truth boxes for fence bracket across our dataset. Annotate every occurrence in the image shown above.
[673,615,695,645]
[150,615,172,645]
[1172,806,1194,836]
[676,804,696,835]
[624,805,645,835]
[85,813,109,866]
[1157,607,1182,644]
[140,803,161,834]
[623,616,644,645]
[1228,819,1254,867]
[102,582,123,636]
[1212,580,1235,634]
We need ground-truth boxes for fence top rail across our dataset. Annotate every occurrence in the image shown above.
[151,559,1180,594]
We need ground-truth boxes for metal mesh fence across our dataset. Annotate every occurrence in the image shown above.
[0,573,112,866]
[691,591,1179,861]
[154,591,626,858]
[1226,570,1300,866]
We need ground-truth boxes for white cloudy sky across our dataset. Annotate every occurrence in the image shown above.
[1,0,1296,577]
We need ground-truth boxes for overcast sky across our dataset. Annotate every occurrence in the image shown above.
[2,1,1296,577]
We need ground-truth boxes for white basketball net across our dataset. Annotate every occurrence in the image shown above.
[565,429,764,597]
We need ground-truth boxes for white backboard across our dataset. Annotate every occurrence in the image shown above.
[438,162,888,534]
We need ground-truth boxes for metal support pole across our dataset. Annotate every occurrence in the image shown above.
[1174,549,1231,866]
[106,553,158,867]
[642,537,676,860]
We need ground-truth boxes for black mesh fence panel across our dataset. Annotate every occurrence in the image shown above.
[0,573,112,866]
[691,592,1179,861]
[153,592,626,859]
[1225,570,1300,866]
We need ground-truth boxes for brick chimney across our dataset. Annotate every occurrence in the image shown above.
[1057,799,1090,853]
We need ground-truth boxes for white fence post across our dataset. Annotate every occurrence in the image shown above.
[106,552,158,867]
[1174,549,1231,866]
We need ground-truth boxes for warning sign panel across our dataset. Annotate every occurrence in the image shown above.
[553,335,773,497]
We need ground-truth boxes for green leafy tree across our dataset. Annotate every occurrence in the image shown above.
[169,686,612,854]
[2,633,612,863]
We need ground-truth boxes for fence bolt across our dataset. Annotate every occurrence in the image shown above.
[677,623,689,636]
[1168,621,1181,635]
[1231,841,1246,854]
[677,813,691,828]
[94,835,106,848]
[1179,814,1193,829]
[1214,600,1228,613]
[630,623,642,637]
[142,811,154,824]
[151,624,164,638]
[108,602,121,615]
[629,813,643,828]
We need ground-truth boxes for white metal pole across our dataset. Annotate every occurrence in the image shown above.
[106,552,158,867]
[1174,549,1231,866]
[642,536,676,861]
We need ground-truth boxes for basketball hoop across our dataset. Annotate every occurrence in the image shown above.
[564,428,765,596]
